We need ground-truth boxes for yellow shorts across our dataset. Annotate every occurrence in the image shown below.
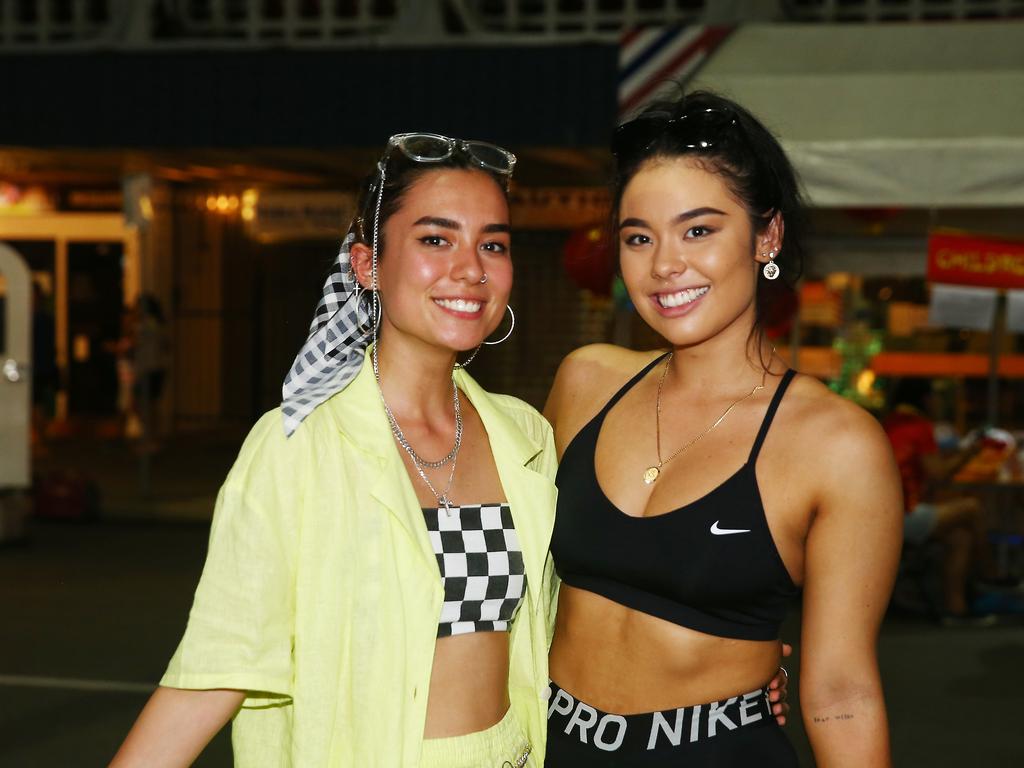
[420,707,532,768]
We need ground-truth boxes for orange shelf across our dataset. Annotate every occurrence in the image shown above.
[871,352,1024,378]
[778,348,1024,379]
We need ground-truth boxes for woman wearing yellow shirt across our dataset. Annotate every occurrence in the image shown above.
[112,134,558,767]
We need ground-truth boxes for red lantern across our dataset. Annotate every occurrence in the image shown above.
[563,225,614,296]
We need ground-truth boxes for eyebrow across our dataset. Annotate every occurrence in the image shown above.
[413,216,460,229]
[618,207,727,230]
[412,216,510,234]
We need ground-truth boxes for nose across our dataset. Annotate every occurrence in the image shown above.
[451,243,486,284]
[651,240,687,281]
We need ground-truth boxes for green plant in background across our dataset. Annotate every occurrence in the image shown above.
[830,313,885,409]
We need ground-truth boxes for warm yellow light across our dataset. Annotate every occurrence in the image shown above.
[206,195,217,211]
[241,189,258,224]
[139,195,154,221]
[856,369,876,397]
[216,195,230,212]
[227,195,239,211]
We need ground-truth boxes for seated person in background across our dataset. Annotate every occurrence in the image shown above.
[883,378,1002,625]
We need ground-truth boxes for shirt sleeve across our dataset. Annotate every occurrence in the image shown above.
[161,411,302,708]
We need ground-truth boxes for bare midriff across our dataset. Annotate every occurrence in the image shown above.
[423,630,512,738]
[548,586,781,714]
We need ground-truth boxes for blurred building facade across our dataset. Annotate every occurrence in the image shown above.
[2,0,1024,435]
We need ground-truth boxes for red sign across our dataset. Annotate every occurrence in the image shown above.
[927,231,1024,290]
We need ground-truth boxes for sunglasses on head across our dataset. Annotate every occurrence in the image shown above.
[379,132,516,187]
[611,106,740,162]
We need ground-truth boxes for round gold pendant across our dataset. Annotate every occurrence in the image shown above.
[643,466,660,485]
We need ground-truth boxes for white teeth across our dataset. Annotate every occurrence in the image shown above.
[657,286,709,308]
[435,298,482,313]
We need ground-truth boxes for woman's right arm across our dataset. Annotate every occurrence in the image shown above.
[110,686,245,768]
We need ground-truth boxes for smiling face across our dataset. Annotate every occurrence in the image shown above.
[618,156,779,349]
[351,167,512,355]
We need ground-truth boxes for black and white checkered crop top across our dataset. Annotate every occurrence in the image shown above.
[423,503,527,638]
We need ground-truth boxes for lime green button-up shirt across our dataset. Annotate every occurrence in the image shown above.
[161,356,559,766]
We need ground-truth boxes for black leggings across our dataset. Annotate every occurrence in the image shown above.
[544,680,798,767]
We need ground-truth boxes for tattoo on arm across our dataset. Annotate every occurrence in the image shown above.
[812,714,856,724]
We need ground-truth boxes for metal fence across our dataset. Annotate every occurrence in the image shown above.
[1,0,1022,48]
[784,0,1024,21]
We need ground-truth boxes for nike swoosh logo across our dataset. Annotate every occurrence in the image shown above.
[710,521,751,535]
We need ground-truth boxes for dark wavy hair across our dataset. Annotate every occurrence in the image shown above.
[612,89,807,354]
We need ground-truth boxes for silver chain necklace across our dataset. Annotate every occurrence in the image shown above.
[367,167,461,512]
[373,343,462,514]
[372,343,463,468]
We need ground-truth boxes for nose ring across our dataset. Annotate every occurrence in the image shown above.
[479,274,488,284]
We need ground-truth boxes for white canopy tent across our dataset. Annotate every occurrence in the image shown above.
[692,21,1024,208]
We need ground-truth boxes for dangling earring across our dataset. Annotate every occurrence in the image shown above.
[354,285,380,334]
[762,250,780,281]
[455,305,515,370]
[485,305,515,346]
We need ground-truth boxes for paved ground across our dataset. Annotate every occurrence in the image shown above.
[2,436,1023,766]
[0,521,233,767]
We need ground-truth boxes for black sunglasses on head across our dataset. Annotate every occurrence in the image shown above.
[612,106,741,161]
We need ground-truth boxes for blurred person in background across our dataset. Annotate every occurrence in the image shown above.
[543,90,901,767]
[883,377,1007,626]
[131,293,169,452]
[109,295,168,450]
[30,280,57,452]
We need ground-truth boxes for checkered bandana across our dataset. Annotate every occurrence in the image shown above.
[423,503,527,638]
[280,230,369,436]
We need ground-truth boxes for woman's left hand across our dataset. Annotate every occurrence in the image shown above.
[767,642,792,725]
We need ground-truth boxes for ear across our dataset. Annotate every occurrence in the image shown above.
[754,212,785,265]
[349,241,375,289]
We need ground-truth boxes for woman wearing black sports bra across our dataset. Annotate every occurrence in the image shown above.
[544,91,903,766]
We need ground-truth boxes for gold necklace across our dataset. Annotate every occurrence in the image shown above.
[643,352,767,485]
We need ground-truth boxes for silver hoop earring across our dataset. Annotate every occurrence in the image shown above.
[485,305,515,346]
[762,251,780,281]
[479,274,488,285]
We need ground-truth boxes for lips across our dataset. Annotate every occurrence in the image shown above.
[655,286,709,309]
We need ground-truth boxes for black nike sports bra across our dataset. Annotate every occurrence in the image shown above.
[551,354,799,641]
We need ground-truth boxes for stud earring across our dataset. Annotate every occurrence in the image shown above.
[762,250,780,281]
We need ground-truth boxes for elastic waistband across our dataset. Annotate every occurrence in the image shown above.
[546,680,773,755]
[420,707,531,768]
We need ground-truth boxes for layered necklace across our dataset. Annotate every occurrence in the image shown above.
[373,343,463,515]
[643,352,766,485]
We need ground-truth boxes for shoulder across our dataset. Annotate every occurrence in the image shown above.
[235,409,292,464]
[545,344,665,453]
[228,407,319,487]
[781,374,898,491]
[556,343,660,382]
[546,344,662,418]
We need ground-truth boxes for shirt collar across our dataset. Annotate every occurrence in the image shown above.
[324,351,543,468]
